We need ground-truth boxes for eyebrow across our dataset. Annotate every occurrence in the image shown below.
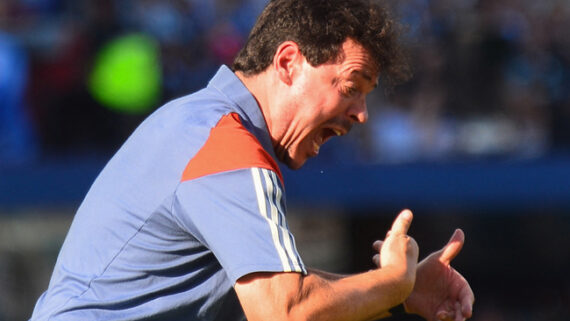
[351,70,379,89]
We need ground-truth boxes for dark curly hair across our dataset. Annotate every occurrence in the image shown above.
[232,0,411,88]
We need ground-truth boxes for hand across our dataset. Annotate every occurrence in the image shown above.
[404,229,475,321]
[374,210,419,289]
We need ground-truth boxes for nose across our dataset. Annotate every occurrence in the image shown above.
[347,96,368,124]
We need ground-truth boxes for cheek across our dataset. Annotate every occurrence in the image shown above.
[294,83,345,124]
[318,96,346,120]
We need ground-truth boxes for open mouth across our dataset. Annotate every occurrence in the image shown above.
[323,128,343,142]
[312,127,344,154]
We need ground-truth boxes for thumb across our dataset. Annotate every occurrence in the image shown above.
[439,229,465,264]
[389,209,413,236]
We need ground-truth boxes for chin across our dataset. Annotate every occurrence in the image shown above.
[281,153,307,170]
[287,162,304,170]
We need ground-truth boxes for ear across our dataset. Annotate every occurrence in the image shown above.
[273,41,303,86]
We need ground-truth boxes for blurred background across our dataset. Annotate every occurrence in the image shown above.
[0,0,569,320]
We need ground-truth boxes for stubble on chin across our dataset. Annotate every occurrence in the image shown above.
[275,146,304,170]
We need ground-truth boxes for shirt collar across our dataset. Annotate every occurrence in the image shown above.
[207,65,278,164]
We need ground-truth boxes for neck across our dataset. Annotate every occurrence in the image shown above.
[236,70,277,144]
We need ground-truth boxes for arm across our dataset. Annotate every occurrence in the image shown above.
[234,210,419,321]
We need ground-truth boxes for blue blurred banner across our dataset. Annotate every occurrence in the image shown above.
[283,155,570,212]
[2,156,570,212]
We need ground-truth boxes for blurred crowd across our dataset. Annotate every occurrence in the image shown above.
[361,0,570,164]
[1,0,570,166]
[0,0,266,165]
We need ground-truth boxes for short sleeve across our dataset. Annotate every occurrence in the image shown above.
[173,167,306,284]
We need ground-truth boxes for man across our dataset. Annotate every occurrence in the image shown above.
[31,0,474,320]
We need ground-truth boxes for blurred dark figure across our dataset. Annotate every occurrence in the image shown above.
[0,32,38,166]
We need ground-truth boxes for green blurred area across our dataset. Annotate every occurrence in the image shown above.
[88,34,162,115]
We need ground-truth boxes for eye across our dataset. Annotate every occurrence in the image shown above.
[342,86,358,97]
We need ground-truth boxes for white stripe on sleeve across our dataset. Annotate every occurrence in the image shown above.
[265,170,304,273]
[251,168,292,272]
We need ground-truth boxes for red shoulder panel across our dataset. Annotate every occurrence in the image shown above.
[181,113,283,183]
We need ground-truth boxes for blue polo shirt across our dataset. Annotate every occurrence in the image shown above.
[31,66,306,321]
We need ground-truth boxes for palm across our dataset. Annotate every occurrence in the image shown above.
[405,229,474,321]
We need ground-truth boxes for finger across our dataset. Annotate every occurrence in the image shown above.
[435,310,453,321]
[372,254,380,267]
[454,302,464,321]
[435,301,455,321]
[461,299,473,319]
[460,283,475,318]
[439,229,465,264]
[389,209,413,236]
[372,240,383,252]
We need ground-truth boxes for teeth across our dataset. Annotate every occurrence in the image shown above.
[313,141,320,153]
[333,129,342,136]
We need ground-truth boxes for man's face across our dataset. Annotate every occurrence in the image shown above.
[275,39,379,169]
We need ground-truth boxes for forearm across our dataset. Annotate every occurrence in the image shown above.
[236,267,412,321]
[288,267,414,321]
[303,268,403,320]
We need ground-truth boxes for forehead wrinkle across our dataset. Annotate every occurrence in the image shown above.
[335,39,379,89]
[344,50,379,88]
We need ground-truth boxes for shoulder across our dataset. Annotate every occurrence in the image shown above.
[181,112,282,183]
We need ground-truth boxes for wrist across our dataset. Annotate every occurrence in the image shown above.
[379,265,416,303]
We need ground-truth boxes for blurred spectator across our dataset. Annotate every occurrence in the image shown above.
[0,32,38,166]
